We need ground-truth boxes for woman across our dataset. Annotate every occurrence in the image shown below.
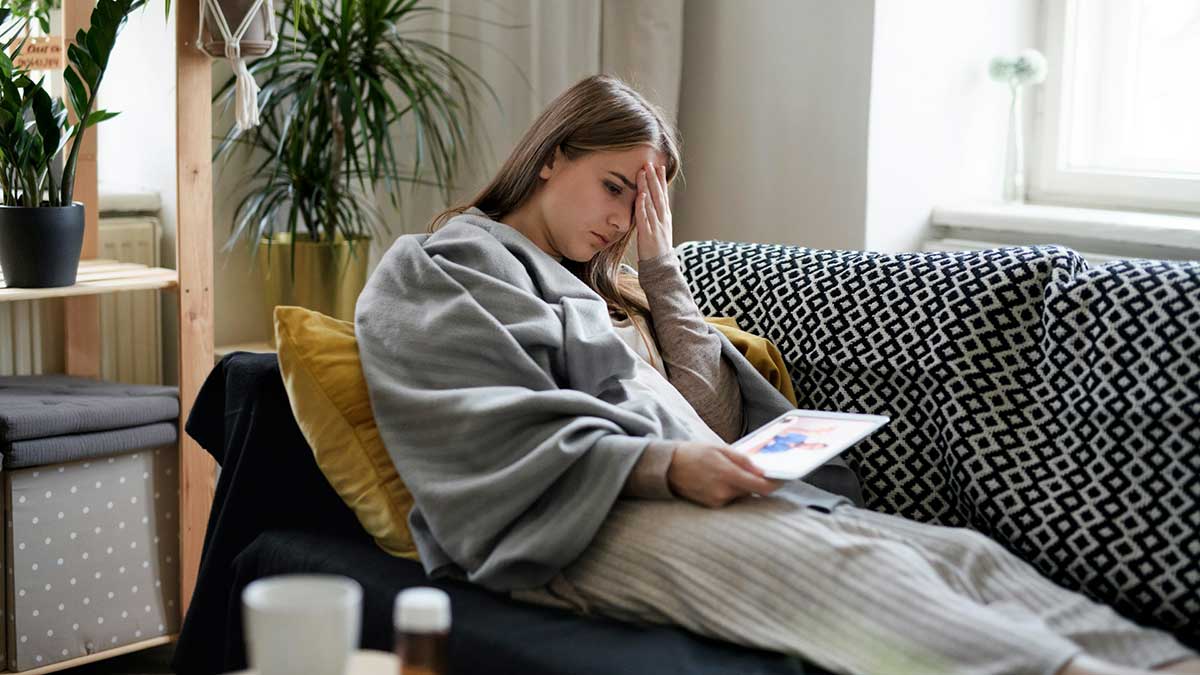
[354,74,1197,675]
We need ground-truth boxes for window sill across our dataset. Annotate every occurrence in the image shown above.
[929,201,1200,262]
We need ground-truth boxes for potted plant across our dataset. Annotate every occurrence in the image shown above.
[214,0,498,342]
[0,0,145,288]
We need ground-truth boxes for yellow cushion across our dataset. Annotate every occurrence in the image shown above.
[273,305,419,560]
[704,317,799,407]
[274,306,797,564]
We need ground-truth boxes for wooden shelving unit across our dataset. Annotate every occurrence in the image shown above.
[0,1,214,672]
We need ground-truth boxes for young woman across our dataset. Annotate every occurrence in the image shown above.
[355,74,1198,675]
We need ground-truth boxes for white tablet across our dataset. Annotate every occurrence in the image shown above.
[731,409,889,481]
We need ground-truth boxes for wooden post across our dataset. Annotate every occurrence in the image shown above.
[63,0,101,379]
[176,0,216,617]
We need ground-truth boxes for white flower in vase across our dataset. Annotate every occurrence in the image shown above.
[989,49,1048,203]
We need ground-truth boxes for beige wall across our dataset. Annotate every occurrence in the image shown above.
[671,0,876,251]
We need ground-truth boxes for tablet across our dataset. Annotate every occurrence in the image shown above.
[731,409,889,481]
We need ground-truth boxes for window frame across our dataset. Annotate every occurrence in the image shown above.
[1031,0,1200,215]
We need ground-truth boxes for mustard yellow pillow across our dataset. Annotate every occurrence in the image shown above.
[273,305,419,560]
[705,316,799,406]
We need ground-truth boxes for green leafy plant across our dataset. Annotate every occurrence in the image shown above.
[3,0,60,36]
[5,0,176,41]
[214,0,501,254]
[0,0,143,207]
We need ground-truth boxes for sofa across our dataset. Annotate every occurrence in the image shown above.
[172,241,1198,674]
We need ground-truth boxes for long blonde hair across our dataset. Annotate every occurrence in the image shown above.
[428,74,683,343]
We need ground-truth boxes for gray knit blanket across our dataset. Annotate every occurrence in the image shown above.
[354,207,862,592]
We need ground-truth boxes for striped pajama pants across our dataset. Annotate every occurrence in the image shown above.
[513,489,1195,675]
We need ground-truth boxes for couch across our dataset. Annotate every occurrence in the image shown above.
[172,241,1198,674]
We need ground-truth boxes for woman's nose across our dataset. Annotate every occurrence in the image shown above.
[613,211,633,233]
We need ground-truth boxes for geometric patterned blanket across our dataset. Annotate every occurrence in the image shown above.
[678,241,1199,648]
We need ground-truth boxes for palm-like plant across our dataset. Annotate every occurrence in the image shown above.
[214,0,500,255]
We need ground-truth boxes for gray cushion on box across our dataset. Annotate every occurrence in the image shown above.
[3,423,178,469]
[0,376,178,444]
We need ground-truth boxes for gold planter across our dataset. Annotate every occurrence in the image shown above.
[257,233,371,347]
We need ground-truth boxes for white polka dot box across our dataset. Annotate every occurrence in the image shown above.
[2,447,181,671]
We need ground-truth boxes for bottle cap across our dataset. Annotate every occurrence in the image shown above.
[394,587,451,633]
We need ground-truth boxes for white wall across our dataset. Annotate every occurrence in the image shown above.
[865,0,1039,253]
[672,0,1039,254]
[97,3,178,384]
[671,0,876,251]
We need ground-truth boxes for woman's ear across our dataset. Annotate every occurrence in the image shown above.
[538,146,564,180]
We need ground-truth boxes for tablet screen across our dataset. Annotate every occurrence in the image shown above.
[733,412,886,479]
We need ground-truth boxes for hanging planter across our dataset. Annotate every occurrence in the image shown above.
[197,0,278,134]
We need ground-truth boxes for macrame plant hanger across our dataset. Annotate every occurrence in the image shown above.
[197,0,279,134]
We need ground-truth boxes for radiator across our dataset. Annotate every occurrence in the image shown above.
[0,216,163,383]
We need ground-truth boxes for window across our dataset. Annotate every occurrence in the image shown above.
[1033,0,1200,214]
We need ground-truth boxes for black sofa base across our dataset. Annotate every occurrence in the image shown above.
[171,352,829,675]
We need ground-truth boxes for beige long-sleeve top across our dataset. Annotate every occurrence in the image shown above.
[613,249,746,500]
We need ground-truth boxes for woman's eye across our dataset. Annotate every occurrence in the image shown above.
[604,181,622,196]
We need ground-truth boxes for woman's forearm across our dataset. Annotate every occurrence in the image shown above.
[636,249,745,443]
[620,440,677,499]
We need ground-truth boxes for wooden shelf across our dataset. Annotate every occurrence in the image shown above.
[0,3,213,672]
[0,259,178,302]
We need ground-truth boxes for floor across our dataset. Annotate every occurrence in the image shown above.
[59,644,175,675]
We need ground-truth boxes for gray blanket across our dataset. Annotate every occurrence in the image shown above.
[3,421,178,469]
[355,207,862,592]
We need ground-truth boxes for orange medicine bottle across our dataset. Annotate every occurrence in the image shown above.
[394,587,451,675]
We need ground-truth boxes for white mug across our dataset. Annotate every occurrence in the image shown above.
[242,574,363,675]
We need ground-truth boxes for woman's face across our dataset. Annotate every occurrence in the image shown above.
[518,145,668,262]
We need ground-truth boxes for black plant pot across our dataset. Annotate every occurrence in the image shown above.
[0,203,86,288]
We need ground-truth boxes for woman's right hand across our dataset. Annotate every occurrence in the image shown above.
[666,442,786,508]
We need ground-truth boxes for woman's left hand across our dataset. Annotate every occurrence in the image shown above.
[635,161,673,262]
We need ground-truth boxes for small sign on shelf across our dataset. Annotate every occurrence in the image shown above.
[11,35,65,71]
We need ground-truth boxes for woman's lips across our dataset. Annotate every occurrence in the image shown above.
[591,232,609,246]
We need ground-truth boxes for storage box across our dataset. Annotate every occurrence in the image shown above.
[3,446,180,671]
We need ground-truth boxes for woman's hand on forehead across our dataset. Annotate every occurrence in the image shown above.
[634,160,673,262]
